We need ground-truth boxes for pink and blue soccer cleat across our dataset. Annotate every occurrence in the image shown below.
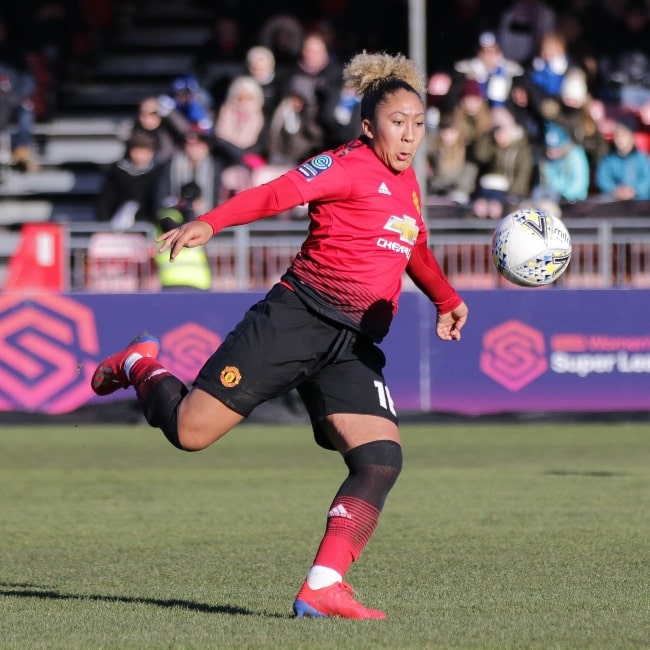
[293,581,386,619]
[91,333,159,396]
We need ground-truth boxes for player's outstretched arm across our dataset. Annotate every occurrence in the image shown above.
[157,220,214,261]
[436,301,468,341]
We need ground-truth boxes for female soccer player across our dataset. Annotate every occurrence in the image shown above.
[91,51,469,619]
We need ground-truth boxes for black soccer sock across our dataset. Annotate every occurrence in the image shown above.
[136,373,188,450]
[337,439,403,508]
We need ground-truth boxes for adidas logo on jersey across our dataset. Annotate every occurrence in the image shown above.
[327,504,352,519]
[378,182,392,195]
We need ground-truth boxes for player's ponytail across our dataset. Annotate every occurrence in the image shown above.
[343,51,425,121]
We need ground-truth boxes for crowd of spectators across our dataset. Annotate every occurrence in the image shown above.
[4,0,650,222]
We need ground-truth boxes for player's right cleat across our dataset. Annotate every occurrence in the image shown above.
[293,581,386,619]
[91,333,159,396]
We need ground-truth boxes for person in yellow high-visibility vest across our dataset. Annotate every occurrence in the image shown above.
[154,182,212,291]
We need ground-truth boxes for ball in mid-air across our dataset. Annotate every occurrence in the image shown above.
[492,208,572,287]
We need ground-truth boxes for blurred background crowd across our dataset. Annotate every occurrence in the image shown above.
[3,0,650,227]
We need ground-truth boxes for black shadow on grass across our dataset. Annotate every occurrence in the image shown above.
[544,470,626,477]
[0,583,288,618]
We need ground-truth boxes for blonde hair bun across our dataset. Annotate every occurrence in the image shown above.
[343,51,425,96]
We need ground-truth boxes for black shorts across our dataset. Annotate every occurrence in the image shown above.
[194,284,398,449]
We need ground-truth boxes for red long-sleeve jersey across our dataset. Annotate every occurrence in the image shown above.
[199,139,462,341]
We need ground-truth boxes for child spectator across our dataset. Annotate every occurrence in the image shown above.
[531,122,590,208]
[537,67,608,176]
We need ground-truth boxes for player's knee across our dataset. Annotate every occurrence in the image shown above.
[176,421,214,452]
[344,439,403,492]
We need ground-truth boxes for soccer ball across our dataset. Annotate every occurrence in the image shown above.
[491,208,572,287]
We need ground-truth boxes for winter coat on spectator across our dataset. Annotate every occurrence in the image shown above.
[95,133,161,225]
[596,146,650,200]
[534,124,590,202]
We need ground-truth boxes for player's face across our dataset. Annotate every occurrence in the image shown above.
[363,88,425,173]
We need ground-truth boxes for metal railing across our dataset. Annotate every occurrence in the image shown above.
[60,216,650,292]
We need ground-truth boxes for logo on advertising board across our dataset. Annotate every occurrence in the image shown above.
[0,295,99,413]
[481,319,650,391]
[158,323,222,384]
[480,320,547,391]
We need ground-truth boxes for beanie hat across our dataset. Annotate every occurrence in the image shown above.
[561,70,587,105]
[615,113,639,133]
[461,78,482,98]
[545,123,571,149]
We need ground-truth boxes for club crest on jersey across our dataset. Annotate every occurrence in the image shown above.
[383,215,419,244]
[220,366,241,388]
[297,154,333,180]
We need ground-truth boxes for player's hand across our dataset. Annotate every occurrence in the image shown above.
[436,301,468,341]
[156,220,214,261]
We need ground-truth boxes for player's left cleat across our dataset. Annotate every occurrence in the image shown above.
[293,581,386,619]
[91,332,159,396]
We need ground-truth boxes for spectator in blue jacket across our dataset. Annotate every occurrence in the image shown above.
[159,75,214,133]
[532,122,590,206]
[595,115,650,201]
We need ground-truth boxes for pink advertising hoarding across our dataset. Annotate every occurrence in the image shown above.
[0,290,647,416]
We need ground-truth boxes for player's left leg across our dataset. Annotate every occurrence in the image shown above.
[293,414,402,619]
[91,332,244,450]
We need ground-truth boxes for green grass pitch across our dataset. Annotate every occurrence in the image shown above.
[0,421,648,649]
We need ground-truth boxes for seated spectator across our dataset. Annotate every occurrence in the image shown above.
[531,122,590,208]
[156,127,221,212]
[426,113,478,208]
[245,45,285,122]
[265,76,324,167]
[451,78,494,161]
[95,132,161,228]
[159,74,213,133]
[245,77,325,215]
[472,106,534,219]
[452,32,524,108]
[528,32,571,102]
[282,32,343,149]
[537,68,608,177]
[213,75,268,198]
[127,96,187,164]
[595,115,650,201]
